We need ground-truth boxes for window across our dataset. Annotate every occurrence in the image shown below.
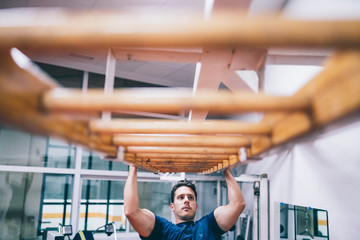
[81,149,128,171]
[0,171,43,239]
[39,174,73,232]
[79,179,126,232]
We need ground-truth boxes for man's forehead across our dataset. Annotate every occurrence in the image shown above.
[175,186,195,196]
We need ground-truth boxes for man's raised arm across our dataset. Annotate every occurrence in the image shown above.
[214,168,246,232]
[124,165,155,237]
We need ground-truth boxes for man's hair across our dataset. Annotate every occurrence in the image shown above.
[171,179,197,203]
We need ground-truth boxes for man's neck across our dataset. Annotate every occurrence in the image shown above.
[175,218,194,224]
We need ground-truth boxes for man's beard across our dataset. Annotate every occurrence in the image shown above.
[178,211,196,221]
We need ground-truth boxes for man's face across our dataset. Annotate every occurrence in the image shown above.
[170,186,197,223]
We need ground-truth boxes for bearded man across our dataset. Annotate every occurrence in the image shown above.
[124,165,245,240]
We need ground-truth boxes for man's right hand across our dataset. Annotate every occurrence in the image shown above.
[124,164,155,237]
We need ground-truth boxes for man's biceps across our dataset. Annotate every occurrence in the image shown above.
[215,205,231,214]
[214,206,228,221]
[131,210,155,237]
[141,208,156,221]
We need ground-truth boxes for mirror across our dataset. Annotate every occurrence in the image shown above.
[279,203,329,240]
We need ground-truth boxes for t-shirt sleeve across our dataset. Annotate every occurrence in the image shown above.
[139,215,172,240]
[206,210,226,237]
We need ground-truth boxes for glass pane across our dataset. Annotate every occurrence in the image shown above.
[108,203,125,231]
[88,72,105,89]
[81,149,128,171]
[279,203,329,240]
[87,204,107,230]
[280,203,289,238]
[0,127,47,167]
[79,180,126,232]
[110,182,126,231]
[81,150,109,170]
[0,127,75,168]
[110,181,125,200]
[78,204,86,230]
[295,206,314,239]
[36,62,83,89]
[316,210,328,237]
[89,180,108,200]
[43,175,73,200]
[81,150,91,169]
[195,181,218,220]
[42,204,64,230]
[48,138,71,148]
[0,172,43,240]
[129,181,171,232]
[46,144,75,169]
[39,175,73,233]
[138,181,172,217]
[111,161,129,171]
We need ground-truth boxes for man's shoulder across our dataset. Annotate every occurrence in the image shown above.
[153,215,171,224]
[154,215,178,230]
[195,210,225,237]
[140,215,175,240]
[196,210,216,223]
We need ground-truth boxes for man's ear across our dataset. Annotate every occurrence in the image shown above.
[170,202,174,212]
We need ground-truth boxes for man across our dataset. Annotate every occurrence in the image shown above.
[124,165,245,240]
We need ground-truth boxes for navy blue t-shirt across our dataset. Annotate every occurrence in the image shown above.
[139,211,225,240]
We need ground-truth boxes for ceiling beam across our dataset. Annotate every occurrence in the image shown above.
[112,47,202,63]
[2,9,359,49]
[125,146,240,155]
[113,135,251,147]
[191,48,234,120]
[90,119,271,135]
[43,88,311,114]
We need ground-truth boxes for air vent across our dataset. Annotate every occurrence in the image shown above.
[70,53,94,60]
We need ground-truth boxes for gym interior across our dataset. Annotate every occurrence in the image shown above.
[0,1,359,240]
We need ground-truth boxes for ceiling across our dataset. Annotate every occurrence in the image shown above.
[0,0,359,174]
[0,0,358,121]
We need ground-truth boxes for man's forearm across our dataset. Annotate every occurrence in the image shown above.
[124,165,140,217]
[123,165,156,237]
[224,169,245,210]
[214,169,246,231]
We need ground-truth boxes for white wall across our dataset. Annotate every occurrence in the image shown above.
[239,64,360,239]
[242,118,360,239]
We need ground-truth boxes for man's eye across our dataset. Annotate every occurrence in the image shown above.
[178,196,184,199]
[189,196,194,200]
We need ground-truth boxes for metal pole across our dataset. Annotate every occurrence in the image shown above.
[70,146,83,238]
[259,176,269,240]
[253,181,260,240]
[113,222,117,240]
[235,174,269,240]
